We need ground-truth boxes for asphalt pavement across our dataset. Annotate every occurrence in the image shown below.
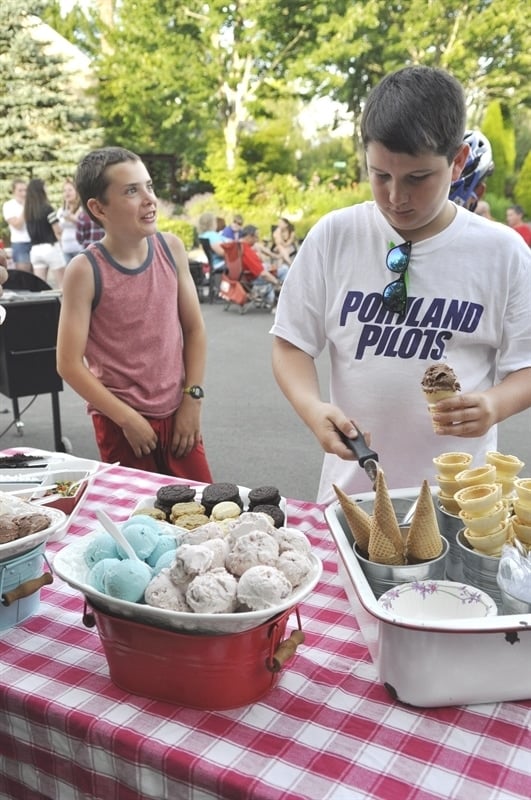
[0,300,529,501]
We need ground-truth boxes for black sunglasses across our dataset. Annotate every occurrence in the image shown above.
[381,240,412,315]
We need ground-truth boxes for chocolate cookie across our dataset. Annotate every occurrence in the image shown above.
[201,482,243,516]
[155,484,196,515]
[248,485,281,510]
[251,504,285,528]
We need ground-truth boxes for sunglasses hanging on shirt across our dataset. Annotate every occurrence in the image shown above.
[381,240,412,316]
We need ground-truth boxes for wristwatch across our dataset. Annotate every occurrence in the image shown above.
[183,385,205,399]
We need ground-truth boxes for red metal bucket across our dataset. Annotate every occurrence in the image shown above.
[83,601,304,709]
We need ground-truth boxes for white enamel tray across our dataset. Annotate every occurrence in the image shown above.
[325,487,531,707]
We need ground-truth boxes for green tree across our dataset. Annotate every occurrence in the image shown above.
[46,0,531,203]
[514,151,531,215]
[0,0,101,204]
[482,101,510,197]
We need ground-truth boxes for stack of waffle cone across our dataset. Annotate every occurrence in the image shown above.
[406,479,443,562]
[368,469,405,565]
[333,484,371,554]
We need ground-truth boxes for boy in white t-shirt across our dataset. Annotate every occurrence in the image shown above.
[271,66,531,504]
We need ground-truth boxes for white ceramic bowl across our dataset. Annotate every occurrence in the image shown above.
[53,530,322,635]
[377,579,497,621]
[0,506,66,560]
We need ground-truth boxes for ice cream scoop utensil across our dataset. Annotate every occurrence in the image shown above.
[401,499,418,526]
[95,509,141,563]
[337,427,379,488]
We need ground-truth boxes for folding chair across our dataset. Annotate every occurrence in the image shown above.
[220,242,272,314]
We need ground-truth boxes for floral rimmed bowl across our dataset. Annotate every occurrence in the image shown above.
[377,579,498,621]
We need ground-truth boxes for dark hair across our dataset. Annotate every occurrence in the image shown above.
[509,204,525,216]
[24,178,49,224]
[361,66,466,162]
[241,225,258,237]
[74,146,140,222]
[279,217,294,233]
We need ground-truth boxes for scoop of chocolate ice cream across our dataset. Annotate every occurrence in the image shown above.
[0,514,20,543]
[14,512,51,538]
[421,364,461,395]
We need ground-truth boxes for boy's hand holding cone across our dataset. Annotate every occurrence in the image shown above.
[421,363,461,431]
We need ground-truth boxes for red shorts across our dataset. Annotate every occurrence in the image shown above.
[92,413,213,483]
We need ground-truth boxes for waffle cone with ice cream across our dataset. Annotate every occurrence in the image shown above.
[368,469,405,565]
[421,364,461,430]
[333,484,371,554]
[405,480,443,562]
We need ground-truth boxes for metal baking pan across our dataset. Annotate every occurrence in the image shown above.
[325,487,531,707]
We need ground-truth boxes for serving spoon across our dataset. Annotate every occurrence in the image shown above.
[95,509,142,563]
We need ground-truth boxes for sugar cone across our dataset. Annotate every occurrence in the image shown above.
[333,484,371,554]
[368,469,405,564]
[423,389,459,406]
[406,480,443,562]
[368,514,404,565]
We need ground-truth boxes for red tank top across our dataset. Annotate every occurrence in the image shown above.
[84,233,184,418]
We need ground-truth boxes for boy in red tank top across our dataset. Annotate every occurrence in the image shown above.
[57,146,212,481]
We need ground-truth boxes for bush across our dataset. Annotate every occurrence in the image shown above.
[157,216,196,250]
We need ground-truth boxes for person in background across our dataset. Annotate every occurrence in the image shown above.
[2,179,32,272]
[216,216,226,232]
[57,146,212,481]
[24,178,66,289]
[239,225,287,307]
[506,204,531,246]
[0,248,8,296]
[475,200,493,219]
[76,208,105,249]
[221,214,244,240]
[197,211,228,272]
[272,217,298,266]
[58,178,83,264]
[270,65,531,504]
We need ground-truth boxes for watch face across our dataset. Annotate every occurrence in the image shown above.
[187,385,204,399]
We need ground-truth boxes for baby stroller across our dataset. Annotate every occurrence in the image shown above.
[219,242,273,313]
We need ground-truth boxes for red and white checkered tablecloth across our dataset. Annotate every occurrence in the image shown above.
[1,454,531,800]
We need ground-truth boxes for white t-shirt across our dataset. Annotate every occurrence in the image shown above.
[57,208,82,257]
[2,198,30,243]
[271,201,531,504]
